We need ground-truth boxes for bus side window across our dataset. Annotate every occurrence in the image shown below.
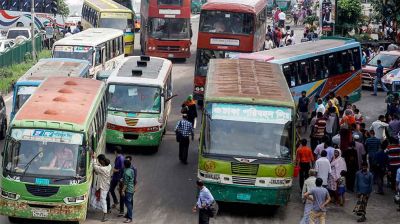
[283,64,293,87]
[95,47,101,65]
[299,61,310,84]
[353,48,361,70]
[325,54,336,77]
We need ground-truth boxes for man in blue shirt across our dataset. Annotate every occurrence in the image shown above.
[175,114,194,164]
[372,59,388,96]
[354,162,373,222]
[107,147,125,216]
[303,177,331,224]
[192,180,215,224]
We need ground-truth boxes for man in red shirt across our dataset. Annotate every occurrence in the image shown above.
[274,27,282,48]
[297,139,315,190]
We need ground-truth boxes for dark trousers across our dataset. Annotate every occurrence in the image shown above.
[179,137,190,163]
[310,137,319,153]
[373,168,385,193]
[199,208,210,224]
[124,192,133,220]
[299,162,311,190]
[346,170,356,192]
[107,180,124,213]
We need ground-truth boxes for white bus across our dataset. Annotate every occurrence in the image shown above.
[52,28,125,78]
[106,55,174,150]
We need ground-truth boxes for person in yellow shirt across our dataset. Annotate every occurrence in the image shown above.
[326,100,339,116]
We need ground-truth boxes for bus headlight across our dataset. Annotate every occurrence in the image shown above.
[148,46,156,51]
[1,189,20,200]
[64,194,86,204]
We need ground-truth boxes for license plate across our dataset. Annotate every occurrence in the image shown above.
[168,54,174,58]
[32,209,49,218]
[237,193,251,201]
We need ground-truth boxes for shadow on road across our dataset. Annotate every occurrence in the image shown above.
[218,202,280,218]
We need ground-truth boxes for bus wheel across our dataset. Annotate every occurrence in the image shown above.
[152,146,159,153]
[0,119,6,140]
[8,217,20,223]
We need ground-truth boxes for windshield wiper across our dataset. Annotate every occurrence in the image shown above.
[53,175,84,182]
[21,150,43,178]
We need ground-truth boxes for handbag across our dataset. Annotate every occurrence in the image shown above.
[175,121,183,142]
[207,201,219,218]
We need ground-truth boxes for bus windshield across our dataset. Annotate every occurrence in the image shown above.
[149,18,190,40]
[158,0,182,5]
[53,46,94,64]
[204,103,292,159]
[195,49,240,76]
[108,84,161,113]
[99,17,134,30]
[15,86,37,114]
[368,53,399,68]
[5,129,86,178]
[200,11,254,35]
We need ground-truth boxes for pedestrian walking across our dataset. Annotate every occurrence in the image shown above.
[121,159,135,223]
[311,112,327,151]
[175,114,194,164]
[296,139,315,190]
[314,136,329,160]
[337,170,347,206]
[343,143,359,192]
[300,169,317,224]
[386,144,400,190]
[373,140,389,195]
[353,162,373,222]
[352,137,367,170]
[192,180,216,224]
[370,115,389,141]
[278,10,286,28]
[372,59,388,96]
[325,107,339,140]
[365,130,382,166]
[303,178,331,224]
[107,147,125,216]
[298,91,310,133]
[328,149,347,202]
[315,150,331,187]
[340,109,355,151]
[92,154,112,222]
[181,95,198,126]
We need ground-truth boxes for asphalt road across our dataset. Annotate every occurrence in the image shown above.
[0,16,399,224]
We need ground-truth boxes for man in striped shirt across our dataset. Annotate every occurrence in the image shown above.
[175,114,194,164]
[385,145,400,190]
[365,130,381,166]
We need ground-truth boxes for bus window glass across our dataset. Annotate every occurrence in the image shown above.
[99,13,133,30]
[200,11,254,35]
[353,48,361,70]
[299,61,310,84]
[15,86,37,113]
[158,0,182,5]
[53,46,94,64]
[325,54,336,76]
[108,84,161,113]
[195,49,240,76]
[368,53,399,68]
[5,129,85,178]
[149,18,190,39]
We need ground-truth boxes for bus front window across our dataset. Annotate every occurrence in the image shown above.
[53,46,94,65]
[99,17,133,30]
[158,0,182,5]
[108,84,161,113]
[204,104,292,160]
[200,11,254,35]
[4,129,86,178]
[149,18,190,40]
[15,86,37,113]
[195,49,240,76]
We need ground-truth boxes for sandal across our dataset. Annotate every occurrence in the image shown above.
[123,219,132,223]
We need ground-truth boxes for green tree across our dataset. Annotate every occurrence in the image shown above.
[370,0,400,40]
[57,0,70,18]
[335,0,362,36]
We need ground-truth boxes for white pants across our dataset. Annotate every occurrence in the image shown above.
[100,189,108,214]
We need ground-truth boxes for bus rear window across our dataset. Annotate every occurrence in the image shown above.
[200,11,254,35]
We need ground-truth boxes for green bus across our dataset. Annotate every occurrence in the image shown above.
[0,77,107,223]
[198,59,296,205]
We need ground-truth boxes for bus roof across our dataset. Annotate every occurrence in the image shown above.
[18,58,90,82]
[53,28,124,47]
[251,39,359,61]
[107,56,172,87]
[202,0,267,14]
[205,59,294,107]
[15,77,104,126]
[84,0,132,12]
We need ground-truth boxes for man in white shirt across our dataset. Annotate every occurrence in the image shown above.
[315,150,331,187]
[278,11,286,28]
[316,98,325,114]
[314,136,328,159]
[265,36,274,50]
[193,180,215,224]
[370,115,389,140]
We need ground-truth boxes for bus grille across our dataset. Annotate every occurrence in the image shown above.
[231,162,259,175]
[26,185,59,197]
[157,46,180,52]
[232,176,256,186]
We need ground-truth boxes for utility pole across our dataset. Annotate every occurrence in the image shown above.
[31,0,37,60]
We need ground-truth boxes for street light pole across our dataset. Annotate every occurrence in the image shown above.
[31,0,37,60]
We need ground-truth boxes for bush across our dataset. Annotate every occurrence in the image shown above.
[0,50,51,94]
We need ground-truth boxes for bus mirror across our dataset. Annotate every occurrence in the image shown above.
[165,94,178,102]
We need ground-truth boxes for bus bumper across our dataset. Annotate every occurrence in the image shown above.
[0,197,87,221]
[106,129,163,147]
[146,51,191,59]
[204,181,291,206]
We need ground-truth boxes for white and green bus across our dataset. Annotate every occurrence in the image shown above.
[198,59,296,205]
[0,77,107,222]
[106,55,174,150]
[52,28,125,78]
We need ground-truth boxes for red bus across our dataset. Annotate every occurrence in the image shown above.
[140,0,192,59]
[193,0,267,104]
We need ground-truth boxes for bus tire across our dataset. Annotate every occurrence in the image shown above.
[8,217,20,223]
[0,119,6,140]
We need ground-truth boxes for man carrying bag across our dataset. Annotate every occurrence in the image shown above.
[175,114,194,164]
[192,180,218,224]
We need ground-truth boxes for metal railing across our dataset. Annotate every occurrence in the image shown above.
[0,35,42,67]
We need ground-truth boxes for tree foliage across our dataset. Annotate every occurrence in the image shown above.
[336,0,363,35]
[58,0,70,18]
[370,0,400,24]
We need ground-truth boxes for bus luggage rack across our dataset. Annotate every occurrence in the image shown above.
[157,46,180,52]
[231,162,259,175]
[232,176,256,186]
[26,184,60,197]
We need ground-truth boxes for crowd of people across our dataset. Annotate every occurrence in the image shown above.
[296,90,400,223]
